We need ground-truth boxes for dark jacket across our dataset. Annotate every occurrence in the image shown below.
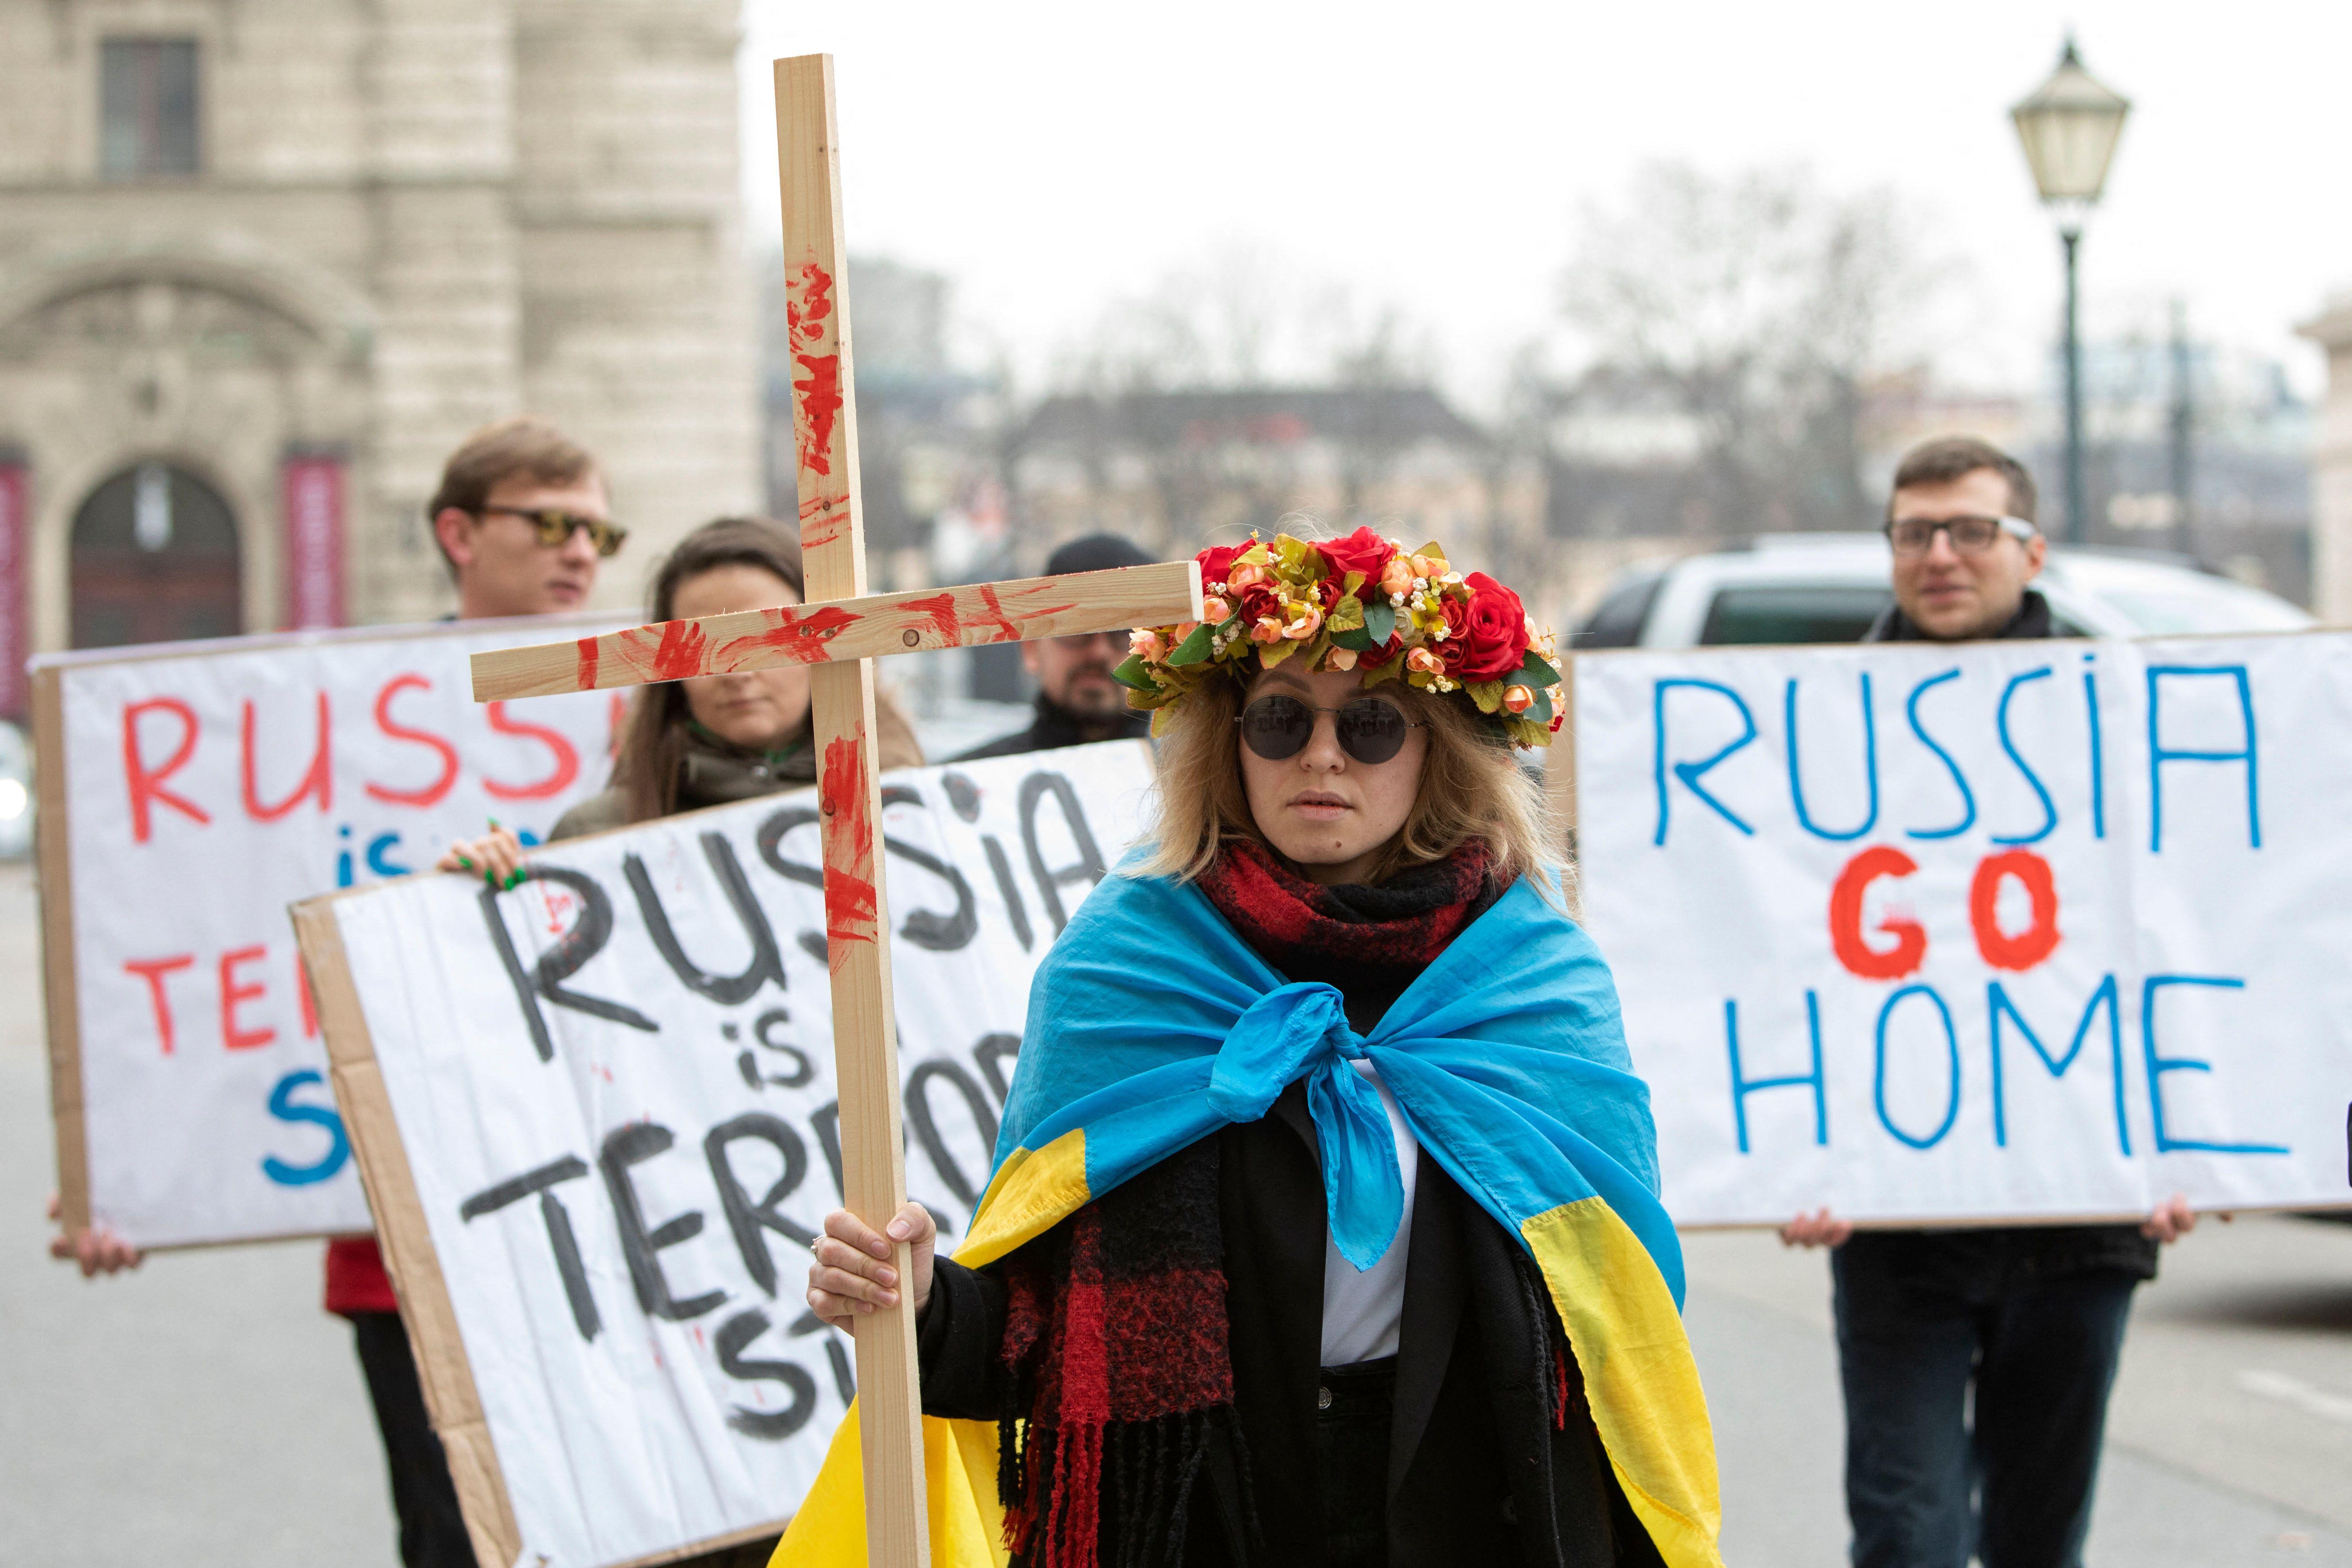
[913,935,1663,1566]
[1858,584,2159,1284]
[549,729,817,841]
[953,693,1151,761]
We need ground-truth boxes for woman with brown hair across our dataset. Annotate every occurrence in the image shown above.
[443,515,921,883]
[786,529,1721,1568]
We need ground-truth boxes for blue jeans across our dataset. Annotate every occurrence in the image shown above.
[1832,1235,2139,1568]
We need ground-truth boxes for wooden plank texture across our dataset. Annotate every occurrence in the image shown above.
[292,899,523,1568]
[469,561,1203,702]
[33,666,93,1238]
[778,51,930,1568]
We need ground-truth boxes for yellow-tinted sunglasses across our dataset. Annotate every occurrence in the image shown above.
[479,505,628,558]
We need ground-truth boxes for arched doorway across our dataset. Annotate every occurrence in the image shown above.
[70,462,242,647]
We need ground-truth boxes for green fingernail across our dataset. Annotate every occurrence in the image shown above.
[456,854,475,871]
[505,871,523,890]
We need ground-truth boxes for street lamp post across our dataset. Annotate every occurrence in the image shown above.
[2011,39,2131,545]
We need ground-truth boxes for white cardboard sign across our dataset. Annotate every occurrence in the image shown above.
[301,742,1154,1568]
[1574,633,2352,1228]
[39,616,628,1248]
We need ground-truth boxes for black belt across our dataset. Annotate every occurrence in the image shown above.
[1316,1354,1398,1412]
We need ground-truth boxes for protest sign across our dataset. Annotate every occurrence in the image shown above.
[38,615,627,1249]
[1573,632,2352,1229]
[290,740,1154,1568]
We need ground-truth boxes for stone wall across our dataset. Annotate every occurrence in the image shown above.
[0,0,757,648]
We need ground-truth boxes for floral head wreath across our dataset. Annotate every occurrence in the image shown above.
[1114,526,1565,749]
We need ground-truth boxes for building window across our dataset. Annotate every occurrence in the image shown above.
[100,39,200,179]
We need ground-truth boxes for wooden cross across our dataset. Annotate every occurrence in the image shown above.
[468,55,1202,1567]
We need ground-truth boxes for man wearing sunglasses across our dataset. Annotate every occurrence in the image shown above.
[370,415,617,1562]
[428,414,622,619]
[955,533,1158,759]
[1785,436,2198,1568]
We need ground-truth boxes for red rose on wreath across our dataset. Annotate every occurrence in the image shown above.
[1314,526,1395,588]
[1233,581,1284,629]
[1434,593,1472,671]
[1196,543,1247,596]
[1446,573,1531,682]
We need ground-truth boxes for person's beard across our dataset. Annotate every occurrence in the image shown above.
[1055,663,1125,720]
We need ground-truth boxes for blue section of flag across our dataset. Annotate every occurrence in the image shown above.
[998,860,1682,1306]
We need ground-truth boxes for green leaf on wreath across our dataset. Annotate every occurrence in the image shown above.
[1468,680,1506,715]
[1328,594,1365,633]
[1362,600,1396,646]
[1111,653,1157,691]
[1165,622,1216,667]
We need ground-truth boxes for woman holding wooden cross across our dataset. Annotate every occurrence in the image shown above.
[794,529,1721,1568]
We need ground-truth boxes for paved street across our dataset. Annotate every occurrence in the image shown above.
[5,857,2349,1565]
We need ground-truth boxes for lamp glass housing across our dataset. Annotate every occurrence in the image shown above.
[2010,43,2130,210]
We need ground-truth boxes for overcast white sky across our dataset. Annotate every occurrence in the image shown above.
[739,0,2351,410]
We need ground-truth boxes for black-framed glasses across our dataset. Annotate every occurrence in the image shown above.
[479,505,629,558]
[1236,695,1426,765]
[1883,514,2037,558]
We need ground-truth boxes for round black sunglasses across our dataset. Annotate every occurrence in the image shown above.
[1236,694,1426,765]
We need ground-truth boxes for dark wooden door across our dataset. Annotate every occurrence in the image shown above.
[71,463,243,648]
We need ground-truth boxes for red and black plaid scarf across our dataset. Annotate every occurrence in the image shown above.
[996,838,1496,1566]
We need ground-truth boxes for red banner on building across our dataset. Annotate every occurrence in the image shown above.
[281,453,345,630]
[0,458,27,720]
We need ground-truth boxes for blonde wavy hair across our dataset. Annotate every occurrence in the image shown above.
[1134,669,1565,899]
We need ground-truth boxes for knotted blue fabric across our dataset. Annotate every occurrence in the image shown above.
[1205,982,1403,1268]
[994,854,1682,1302]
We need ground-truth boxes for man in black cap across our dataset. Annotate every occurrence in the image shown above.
[956,533,1157,759]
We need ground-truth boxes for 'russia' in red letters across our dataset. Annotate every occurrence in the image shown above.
[484,699,580,801]
[123,698,210,843]
[365,673,459,808]
[241,692,333,821]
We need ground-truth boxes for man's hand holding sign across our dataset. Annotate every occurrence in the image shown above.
[463,56,1200,1565]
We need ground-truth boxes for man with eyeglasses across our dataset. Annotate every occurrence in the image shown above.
[1783,436,2199,1568]
[954,533,1158,759]
[362,415,620,1563]
[428,414,624,618]
[47,414,623,1566]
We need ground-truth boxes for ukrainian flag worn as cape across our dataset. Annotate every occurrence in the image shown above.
[775,866,1721,1568]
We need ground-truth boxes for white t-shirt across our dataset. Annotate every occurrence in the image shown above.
[1319,1060,1419,1365]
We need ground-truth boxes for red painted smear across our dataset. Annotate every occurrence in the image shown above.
[974,584,1023,643]
[819,734,878,974]
[788,262,843,480]
[651,619,711,681]
[576,635,600,689]
[713,603,860,668]
[900,591,962,646]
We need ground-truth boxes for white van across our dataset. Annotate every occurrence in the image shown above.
[1573,534,2315,650]
[0,720,28,860]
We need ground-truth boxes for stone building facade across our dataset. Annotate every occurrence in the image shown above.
[0,0,759,716]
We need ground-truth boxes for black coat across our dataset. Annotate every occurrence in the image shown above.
[953,694,1152,761]
[913,937,1665,1567]
[1857,585,2159,1285]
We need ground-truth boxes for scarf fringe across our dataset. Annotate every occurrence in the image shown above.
[1002,1408,1246,1568]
